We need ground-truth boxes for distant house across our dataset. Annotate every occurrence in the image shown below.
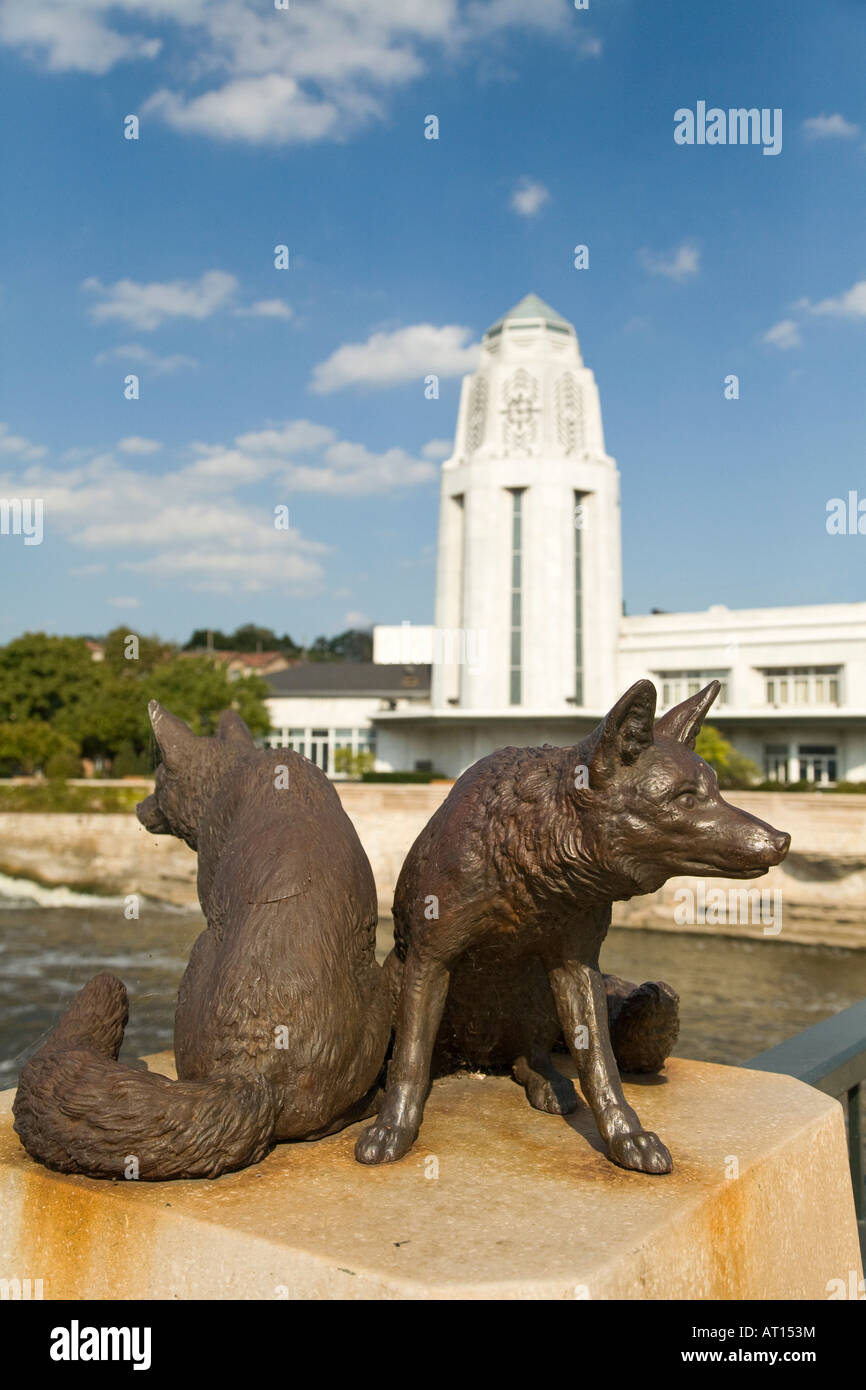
[187,649,293,679]
[84,640,104,662]
[264,663,431,774]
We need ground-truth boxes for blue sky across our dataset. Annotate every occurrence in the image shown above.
[0,0,864,645]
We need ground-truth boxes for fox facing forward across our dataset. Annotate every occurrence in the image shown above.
[356,679,791,1175]
[13,703,391,1180]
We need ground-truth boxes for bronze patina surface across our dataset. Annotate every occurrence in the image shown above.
[13,703,390,1179]
[357,681,790,1175]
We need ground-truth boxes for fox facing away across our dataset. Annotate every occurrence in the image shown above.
[356,679,791,1175]
[13,703,391,1180]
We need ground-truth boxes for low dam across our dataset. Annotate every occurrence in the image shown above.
[0,787,863,948]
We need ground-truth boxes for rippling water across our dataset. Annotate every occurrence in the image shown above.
[2,890,865,1092]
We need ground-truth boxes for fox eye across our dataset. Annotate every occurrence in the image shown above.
[674,790,697,808]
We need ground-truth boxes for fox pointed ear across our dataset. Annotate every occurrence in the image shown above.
[148,700,196,767]
[217,708,254,746]
[655,680,720,749]
[588,680,657,786]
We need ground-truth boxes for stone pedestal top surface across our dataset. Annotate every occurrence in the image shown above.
[0,1055,861,1300]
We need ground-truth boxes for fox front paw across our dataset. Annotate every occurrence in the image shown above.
[354,1120,417,1166]
[608,1129,672,1175]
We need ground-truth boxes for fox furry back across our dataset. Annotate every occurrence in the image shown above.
[13,704,391,1180]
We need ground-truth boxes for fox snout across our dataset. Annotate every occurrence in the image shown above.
[732,815,790,873]
[755,824,791,863]
[136,790,171,835]
[691,805,790,880]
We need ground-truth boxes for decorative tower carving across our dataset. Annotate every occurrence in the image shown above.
[432,294,622,714]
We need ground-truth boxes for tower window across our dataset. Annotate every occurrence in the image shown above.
[574,491,586,704]
[509,489,524,704]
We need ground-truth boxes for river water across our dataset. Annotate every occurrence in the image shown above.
[2,888,865,1092]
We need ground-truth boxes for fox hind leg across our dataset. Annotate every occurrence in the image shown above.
[512,1047,579,1115]
[605,975,680,1074]
[547,959,672,1175]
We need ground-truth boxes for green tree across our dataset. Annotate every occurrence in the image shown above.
[333,747,375,777]
[0,633,103,733]
[695,725,760,789]
[0,720,80,776]
[0,631,271,773]
[183,624,302,657]
[308,628,372,662]
[183,628,232,651]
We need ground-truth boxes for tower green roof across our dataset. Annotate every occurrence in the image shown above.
[486,293,574,335]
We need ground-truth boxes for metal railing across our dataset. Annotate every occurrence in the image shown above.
[746,998,866,1259]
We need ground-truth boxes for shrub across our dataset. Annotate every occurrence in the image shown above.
[360,770,449,784]
[695,725,760,789]
[43,749,83,779]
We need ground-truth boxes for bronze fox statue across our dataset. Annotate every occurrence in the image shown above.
[13,702,391,1180]
[356,680,790,1175]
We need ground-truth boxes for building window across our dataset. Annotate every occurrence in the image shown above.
[763,743,839,784]
[763,666,841,707]
[763,744,789,783]
[797,745,837,784]
[509,488,524,704]
[357,731,377,758]
[266,727,307,754]
[264,726,376,776]
[574,491,586,704]
[655,670,730,708]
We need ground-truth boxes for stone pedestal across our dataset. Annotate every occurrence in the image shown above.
[0,1055,860,1300]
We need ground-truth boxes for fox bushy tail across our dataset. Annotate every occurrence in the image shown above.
[13,973,278,1180]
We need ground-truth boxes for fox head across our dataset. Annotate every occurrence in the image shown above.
[136,702,256,850]
[572,679,790,897]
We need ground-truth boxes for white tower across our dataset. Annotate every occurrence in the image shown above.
[431,293,622,714]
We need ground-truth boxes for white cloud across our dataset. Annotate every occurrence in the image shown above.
[120,549,325,595]
[0,422,46,460]
[235,299,293,320]
[234,421,336,453]
[802,113,860,141]
[180,448,270,485]
[510,178,550,217]
[311,323,480,392]
[0,3,161,75]
[83,270,237,331]
[144,75,339,145]
[0,1,576,145]
[117,436,162,455]
[578,35,602,58]
[284,440,436,493]
[463,0,566,38]
[763,319,802,350]
[0,412,436,596]
[422,438,453,460]
[343,610,371,628]
[93,344,199,375]
[804,279,866,320]
[639,242,700,283]
[107,596,141,608]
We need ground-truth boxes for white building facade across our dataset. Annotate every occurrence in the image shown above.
[267,294,866,784]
